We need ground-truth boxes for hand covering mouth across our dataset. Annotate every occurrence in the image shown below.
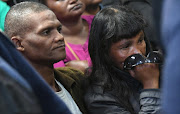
[123,51,163,70]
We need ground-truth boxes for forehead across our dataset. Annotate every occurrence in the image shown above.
[112,31,144,44]
[27,10,60,31]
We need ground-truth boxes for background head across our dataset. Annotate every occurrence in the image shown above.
[5,1,66,65]
[89,5,151,70]
[39,0,85,21]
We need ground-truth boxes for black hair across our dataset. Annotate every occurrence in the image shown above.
[88,5,151,113]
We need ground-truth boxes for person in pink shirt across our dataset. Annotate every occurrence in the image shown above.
[54,15,93,68]
[39,0,94,72]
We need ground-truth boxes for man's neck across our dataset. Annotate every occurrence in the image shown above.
[31,62,60,92]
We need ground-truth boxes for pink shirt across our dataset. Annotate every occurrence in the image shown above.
[54,15,94,68]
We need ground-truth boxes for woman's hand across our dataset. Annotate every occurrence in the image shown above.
[128,63,160,89]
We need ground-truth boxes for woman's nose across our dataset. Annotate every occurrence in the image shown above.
[131,47,142,55]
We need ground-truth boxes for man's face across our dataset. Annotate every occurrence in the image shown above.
[20,10,66,64]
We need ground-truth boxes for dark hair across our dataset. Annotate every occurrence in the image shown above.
[4,1,50,38]
[38,0,46,5]
[88,5,151,113]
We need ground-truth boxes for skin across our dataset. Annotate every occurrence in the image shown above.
[80,0,102,15]
[45,0,85,23]
[11,10,65,92]
[45,0,88,45]
[109,31,159,89]
[65,60,89,72]
[45,0,89,72]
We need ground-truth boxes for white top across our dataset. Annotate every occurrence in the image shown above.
[55,80,82,114]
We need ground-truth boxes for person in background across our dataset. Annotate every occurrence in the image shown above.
[4,1,86,114]
[84,5,161,113]
[161,0,180,113]
[0,32,43,114]
[39,0,93,73]
[0,0,10,31]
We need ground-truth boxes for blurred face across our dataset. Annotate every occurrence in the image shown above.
[45,0,85,21]
[21,10,66,64]
[109,31,146,70]
[80,0,102,5]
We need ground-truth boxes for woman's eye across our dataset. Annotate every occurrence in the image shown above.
[138,37,144,44]
[121,45,129,49]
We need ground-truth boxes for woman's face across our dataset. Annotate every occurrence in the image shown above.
[109,31,146,70]
[45,0,85,21]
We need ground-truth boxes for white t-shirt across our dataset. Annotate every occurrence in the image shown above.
[55,80,82,114]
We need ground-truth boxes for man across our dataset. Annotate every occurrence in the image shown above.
[4,2,86,114]
[161,0,180,113]
[0,32,42,114]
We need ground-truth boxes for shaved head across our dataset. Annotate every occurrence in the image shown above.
[4,1,50,38]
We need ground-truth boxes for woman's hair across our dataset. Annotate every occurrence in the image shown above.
[88,5,151,113]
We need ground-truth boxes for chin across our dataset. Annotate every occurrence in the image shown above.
[53,56,65,63]
[73,11,84,17]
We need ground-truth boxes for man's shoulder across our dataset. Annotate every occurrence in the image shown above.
[54,67,84,85]
[55,67,84,77]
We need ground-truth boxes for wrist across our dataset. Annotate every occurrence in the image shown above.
[143,80,159,89]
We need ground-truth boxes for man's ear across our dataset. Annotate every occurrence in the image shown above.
[11,36,25,52]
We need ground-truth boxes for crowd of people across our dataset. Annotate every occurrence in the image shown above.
[0,0,179,114]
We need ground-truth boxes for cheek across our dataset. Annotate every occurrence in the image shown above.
[47,2,65,14]
[25,42,41,53]
[81,0,89,4]
[142,42,147,55]
[25,38,47,52]
[46,1,55,9]
[110,50,128,70]
[80,3,86,12]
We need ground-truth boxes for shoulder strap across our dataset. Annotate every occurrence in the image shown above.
[65,41,80,61]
